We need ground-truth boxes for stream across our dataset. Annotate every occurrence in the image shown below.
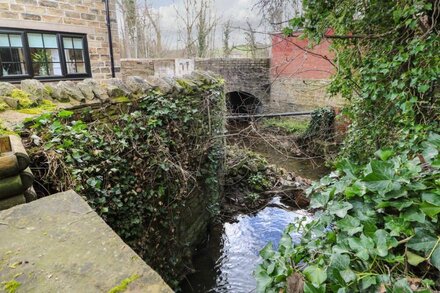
[181,144,327,293]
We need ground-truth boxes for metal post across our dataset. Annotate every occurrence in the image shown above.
[104,0,116,78]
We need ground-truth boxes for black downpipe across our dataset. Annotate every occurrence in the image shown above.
[104,0,116,78]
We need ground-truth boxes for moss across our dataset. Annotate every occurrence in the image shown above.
[108,274,140,293]
[113,96,131,103]
[44,85,54,96]
[1,280,21,293]
[10,89,34,109]
[0,101,9,112]
[262,117,309,134]
[17,99,56,115]
[0,119,17,136]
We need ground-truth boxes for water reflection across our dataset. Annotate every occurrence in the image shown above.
[181,199,310,293]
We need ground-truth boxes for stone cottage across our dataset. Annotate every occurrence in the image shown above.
[0,0,120,82]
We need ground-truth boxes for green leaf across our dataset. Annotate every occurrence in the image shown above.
[330,254,350,270]
[336,215,363,236]
[360,276,377,290]
[407,229,437,254]
[422,192,440,206]
[402,208,426,223]
[339,269,356,283]
[304,282,326,293]
[374,230,389,257]
[328,202,353,218]
[348,234,374,261]
[259,243,275,259]
[344,181,366,198]
[303,266,327,287]
[420,202,440,218]
[375,149,394,161]
[430,246,440,271]
[310,191,330,209]
[406,250,426,266]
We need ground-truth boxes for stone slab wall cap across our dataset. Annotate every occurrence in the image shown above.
[104,78,132,98]
[20,79,48,101]
[0,82,16,97]
[126,76,153,94]
[3,97,19,109]
[145,76,172,93]
[82,79,109,101]
[77,80,97,101]
[56,81,86,103]
[0,194,25,211]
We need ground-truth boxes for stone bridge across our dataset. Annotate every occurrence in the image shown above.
[121,58,271,114]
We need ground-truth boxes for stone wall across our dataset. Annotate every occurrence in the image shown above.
[270,77,344,112]
[0,0,121,80]
[121,58,272,110]
[195,58,271,107]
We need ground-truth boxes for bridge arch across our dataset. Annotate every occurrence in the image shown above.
[226,91,262,114]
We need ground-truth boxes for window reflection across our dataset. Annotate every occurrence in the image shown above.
[0,33,27,76]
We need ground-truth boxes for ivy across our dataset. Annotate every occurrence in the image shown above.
[26,76,225,286]
[256,133,440,292]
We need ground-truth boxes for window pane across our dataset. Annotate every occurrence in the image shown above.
[63,37,73,49]
[65,49,75,63]
[73,38,83,49]
[9,35,23,47]
[43,34,58,48]
[11,48,25,63]
[66,62,76,74]
[32,62,48,76]
[0,34,9,47]
[76,62,86,73]
[48,62,62,76]
[0,47,12,62]
[74,49,84,62]
[28,33,44,48]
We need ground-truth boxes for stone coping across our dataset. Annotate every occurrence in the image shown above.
[0,190,172,292]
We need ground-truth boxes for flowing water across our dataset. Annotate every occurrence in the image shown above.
[181,125,328,292]
[181,198,311,293]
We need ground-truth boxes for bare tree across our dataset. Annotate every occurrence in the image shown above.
[245,21,257,58]
[117,0,165,58]
[254,0,302,31]
[176,0,218,58]
[222,19,234,57]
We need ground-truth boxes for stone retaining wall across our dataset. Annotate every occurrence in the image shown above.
[270,77,345,112]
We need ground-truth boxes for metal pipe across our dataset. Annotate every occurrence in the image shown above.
[104,0,116,78]
[226,111,313,120]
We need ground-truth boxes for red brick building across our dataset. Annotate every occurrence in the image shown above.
[269,32,343,111]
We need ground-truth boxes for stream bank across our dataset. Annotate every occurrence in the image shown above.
[181,118,331,292]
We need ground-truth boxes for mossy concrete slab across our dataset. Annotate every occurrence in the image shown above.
[0,190,172,293]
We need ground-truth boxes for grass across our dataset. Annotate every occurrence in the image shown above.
[262,117,309,135]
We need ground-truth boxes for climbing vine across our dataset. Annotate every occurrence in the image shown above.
[25,75,225,286]
[257,0,440,292]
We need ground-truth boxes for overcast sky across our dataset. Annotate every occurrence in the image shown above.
[146,0,270,50]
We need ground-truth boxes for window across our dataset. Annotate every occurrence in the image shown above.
[0,33,27,77]
[28,33,62,77]
[63,37,86,74]
[0,29,91,81]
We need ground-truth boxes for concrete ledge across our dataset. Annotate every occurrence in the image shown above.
[0,190,172,292]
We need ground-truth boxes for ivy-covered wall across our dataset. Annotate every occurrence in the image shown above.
[24,72,226,287]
